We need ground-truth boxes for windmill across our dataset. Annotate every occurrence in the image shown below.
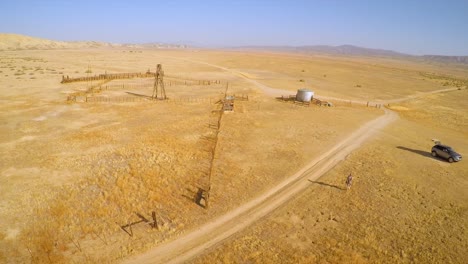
[152,64,167,100]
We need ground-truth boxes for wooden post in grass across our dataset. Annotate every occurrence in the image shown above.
[151,211,158,229]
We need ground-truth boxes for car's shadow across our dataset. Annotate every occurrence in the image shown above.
[396,146,443,161]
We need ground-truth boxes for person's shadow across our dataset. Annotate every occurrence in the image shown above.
[396,146,434,159]
[308,180,345,190]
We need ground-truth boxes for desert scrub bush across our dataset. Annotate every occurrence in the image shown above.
[299,79,305,82]
[14,71,25,76]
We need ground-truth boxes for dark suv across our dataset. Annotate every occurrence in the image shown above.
[431,144,462,163]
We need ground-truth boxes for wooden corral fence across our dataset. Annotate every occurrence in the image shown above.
[312,98,332,107]
[61,71,222,85]
[66,80,225,103]
[62,72,155,83]
[196,84,247,209]
[82,96,221,104]
[276,94,383,108]
[221,94,249,111]
[330,99,383,108]
[277,95,311,107]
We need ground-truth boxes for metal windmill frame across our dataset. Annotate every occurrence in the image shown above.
[152,64,167,100]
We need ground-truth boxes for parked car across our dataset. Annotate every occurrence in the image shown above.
[431,144,462,163]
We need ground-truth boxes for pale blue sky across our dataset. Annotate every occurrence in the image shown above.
[1,0,467,55]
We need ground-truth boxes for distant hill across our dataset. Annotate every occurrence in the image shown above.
[233,45,468,65]
[233,44,409,57]
[296,45,408,57]
[421,55,468,64]
[0,33,116,50]
[2,34,467,65]
[0,33,188,51]
[121,42,189,49]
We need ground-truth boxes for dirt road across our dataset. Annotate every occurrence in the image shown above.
[123,60,400,264]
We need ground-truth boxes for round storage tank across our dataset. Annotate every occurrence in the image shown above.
[296,89,314,102]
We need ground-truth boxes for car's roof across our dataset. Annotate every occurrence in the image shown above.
[433,144,453,149]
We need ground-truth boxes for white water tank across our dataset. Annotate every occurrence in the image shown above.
[296,89,314,102]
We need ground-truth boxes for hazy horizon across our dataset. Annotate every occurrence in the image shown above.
[1,0,467,56]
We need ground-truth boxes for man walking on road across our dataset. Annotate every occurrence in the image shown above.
[346,173,353,190]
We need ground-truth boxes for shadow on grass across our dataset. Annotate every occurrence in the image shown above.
[126,91,152,99]
[182,187,197,203]
[396,146,434,159]
[308,180,345,190]
[182,187,208,208]
[118,212,157,237]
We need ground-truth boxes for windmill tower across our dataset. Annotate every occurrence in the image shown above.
[152,64,167,100]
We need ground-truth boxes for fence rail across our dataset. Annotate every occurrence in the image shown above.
[61,71,222,85]
[61,72,155,83]
[74,96,223,104]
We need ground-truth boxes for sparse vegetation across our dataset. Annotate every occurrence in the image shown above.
[0,49,466,264]
[420,72,468,88]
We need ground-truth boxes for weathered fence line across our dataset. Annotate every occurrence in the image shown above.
[81,96,222,104]
[62,72,155,83]
[62,71,223,85]
[276,94,383,108]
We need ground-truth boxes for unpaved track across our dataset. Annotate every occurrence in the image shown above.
[124,59,460,264]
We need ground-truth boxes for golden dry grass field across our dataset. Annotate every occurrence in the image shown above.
[0,48,467,263]
[191,88,468,263]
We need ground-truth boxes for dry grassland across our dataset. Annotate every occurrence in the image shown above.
[0,49,466,263]
[191,89,468,263]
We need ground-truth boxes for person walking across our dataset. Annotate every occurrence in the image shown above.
[346,173,353,190]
